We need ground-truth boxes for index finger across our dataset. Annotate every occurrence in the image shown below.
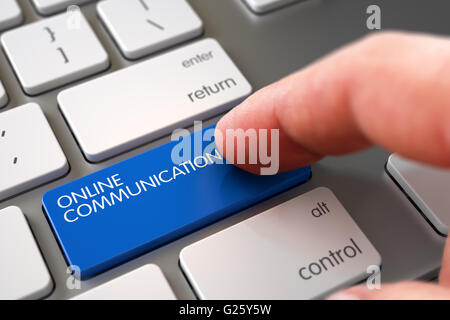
[216,31,450,174]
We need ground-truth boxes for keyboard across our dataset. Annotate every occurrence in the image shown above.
[0,0,449,300]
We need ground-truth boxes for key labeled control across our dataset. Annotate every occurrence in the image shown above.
[42,125,311,279]
[98,0,203,59]
[1,11,109,95]
[180,187,381,299]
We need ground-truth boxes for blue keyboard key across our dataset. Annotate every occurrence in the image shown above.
[43,125,311,278]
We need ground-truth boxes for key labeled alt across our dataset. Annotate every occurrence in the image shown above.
[311,201,330,217]
[180,187,382,299]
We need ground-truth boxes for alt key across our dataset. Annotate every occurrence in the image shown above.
[180,187,382,299]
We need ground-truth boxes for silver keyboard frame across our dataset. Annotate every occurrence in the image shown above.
[0,0,447,299]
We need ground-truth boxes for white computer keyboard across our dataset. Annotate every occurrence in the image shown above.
[0,0,448,300]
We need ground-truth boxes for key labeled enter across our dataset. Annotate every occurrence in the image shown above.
[98,0,203,59]
[58,38,251,162]
[1,11,109,95]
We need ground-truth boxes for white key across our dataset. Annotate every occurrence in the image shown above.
[0,206,53,300]
[98,0,203,59]
[180,187,382,300]
[72,265,176,300]
[243,0,301,13]
[0,103,69,201]
[1,12,109,95]
[0,81,8,108]
[0,0,23,31]
[387,154,450,235]
[32,0,92,15]
[59,38,251,162]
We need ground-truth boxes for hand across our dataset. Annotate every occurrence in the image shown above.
[215,31,450,299]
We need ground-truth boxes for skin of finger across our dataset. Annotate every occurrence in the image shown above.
[216,83,323,174]
[276,31,450,167]
[217,31,450,173]
[217,31,450,299]
[330,282,450,300]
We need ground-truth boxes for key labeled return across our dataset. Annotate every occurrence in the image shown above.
[58,38,251,162]
[42,125,311,279]
[180,187,381,299]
